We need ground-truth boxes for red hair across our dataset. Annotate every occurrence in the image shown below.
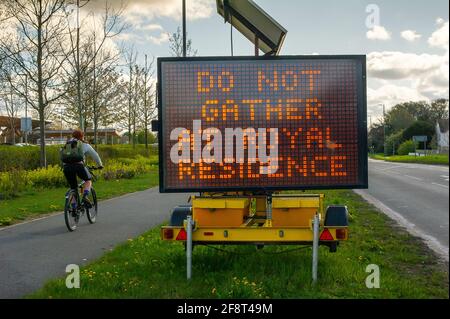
[72,129,84,141]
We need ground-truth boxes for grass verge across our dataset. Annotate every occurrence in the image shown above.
[370,154,449,165]
[0,171,158,227]
[29,190,448,299]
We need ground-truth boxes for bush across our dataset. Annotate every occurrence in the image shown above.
[0,144,158,172]
[0,156,158,198]
[0,169,29,199]
[398,140,417,155]
[402,121,435,149]
[28,165,67,188]
[385,130,405,155]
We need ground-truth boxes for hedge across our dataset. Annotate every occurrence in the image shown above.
[0,155,158,199]
[0,144,157,171]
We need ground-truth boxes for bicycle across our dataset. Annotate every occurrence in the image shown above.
[64,166,101,231]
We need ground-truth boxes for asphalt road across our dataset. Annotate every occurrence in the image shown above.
[356,159,449,258]
[0,187,190,299]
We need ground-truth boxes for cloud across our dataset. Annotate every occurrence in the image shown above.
[147,32,170,45]
[137,24,163,31]
[367,20,450,107]
[85,0,214,27]
[436,17,445,25]
[366,52,448,112]
[115,32,143,43]
[366,25,391,40]
[367,51,443,80]
[401,30,421,42]
[428,20,449,50]
[368,85,429,116]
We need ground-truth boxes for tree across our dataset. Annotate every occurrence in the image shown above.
[385,106,415,133]
[168,26,197,57]
[402,121,435,149]
[429,99,449,123]
[0,0,71,167]
[63,1,126,131]
[140,54,156,150]
[385,130,405,155]
[0,77,22,144]
[368,121,385,153]
[124,48,137,145]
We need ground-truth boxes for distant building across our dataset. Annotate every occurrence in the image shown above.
[436,119,449,154]
[43,128,121,145]
[0,115,50,144]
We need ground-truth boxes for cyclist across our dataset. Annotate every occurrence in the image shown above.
[61,129,103,208]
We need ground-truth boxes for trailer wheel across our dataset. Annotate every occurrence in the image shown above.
[329,242,337,253]
[169,205,192,226]
[324,205,349,226]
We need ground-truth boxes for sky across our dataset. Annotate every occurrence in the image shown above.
[85,0,449,124]
[2,0,449,123]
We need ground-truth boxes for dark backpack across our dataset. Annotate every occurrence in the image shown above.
[60,139,84,164]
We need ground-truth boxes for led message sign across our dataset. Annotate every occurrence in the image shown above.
[157,56,367,192]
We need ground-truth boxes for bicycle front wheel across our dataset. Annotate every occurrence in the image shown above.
[86,188,98,224]
[64,190,79,231]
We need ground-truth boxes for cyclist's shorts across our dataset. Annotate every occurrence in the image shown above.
[63,164,92,189]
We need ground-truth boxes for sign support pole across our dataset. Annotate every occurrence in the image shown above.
[186,215,193,280]
[312,213,320,283]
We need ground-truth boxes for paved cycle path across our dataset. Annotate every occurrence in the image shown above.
[0,187,190,298]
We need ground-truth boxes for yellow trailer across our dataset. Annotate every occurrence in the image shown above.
[161,194,349,281]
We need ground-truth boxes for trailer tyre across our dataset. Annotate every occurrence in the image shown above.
[169,205,192,226]
[324,205,349,226]
[329,242,337,253]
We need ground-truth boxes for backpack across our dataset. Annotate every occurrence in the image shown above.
[60,139,84,164]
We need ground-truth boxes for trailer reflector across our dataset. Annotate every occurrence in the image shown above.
[176,229,187,240]
[319,228,334,241]
[163,228,174,240]
[335,228,347,240]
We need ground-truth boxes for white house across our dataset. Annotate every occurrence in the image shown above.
[436,119,449,153]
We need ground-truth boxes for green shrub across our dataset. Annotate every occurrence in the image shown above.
[28,165,67,188]
[0,144,158,172]
[398,140,417,155]
[0,155,157,198]
[402,121,434,149]
[0,169,29,198]
[385,130,405,155]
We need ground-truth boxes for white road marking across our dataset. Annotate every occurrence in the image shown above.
[354,189,449,262]
[432,182,449,189]
[404,175,423,181]
[441,175,449,182]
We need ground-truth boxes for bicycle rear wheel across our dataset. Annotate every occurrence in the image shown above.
[64,190,79,231]
[86,188,98,224]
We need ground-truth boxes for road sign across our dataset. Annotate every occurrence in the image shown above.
[157,55,368,193]
[20,117,32,132]
[413,135,427,142]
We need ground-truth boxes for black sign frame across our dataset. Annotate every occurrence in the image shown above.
[157,55,368,193]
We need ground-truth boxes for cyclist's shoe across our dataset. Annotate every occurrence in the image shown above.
[82,196,93,209]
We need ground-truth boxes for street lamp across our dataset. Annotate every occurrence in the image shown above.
[380,103,386,156]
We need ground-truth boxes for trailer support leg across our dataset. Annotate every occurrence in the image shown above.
[312,213,319,284]
[186,215,193,280]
